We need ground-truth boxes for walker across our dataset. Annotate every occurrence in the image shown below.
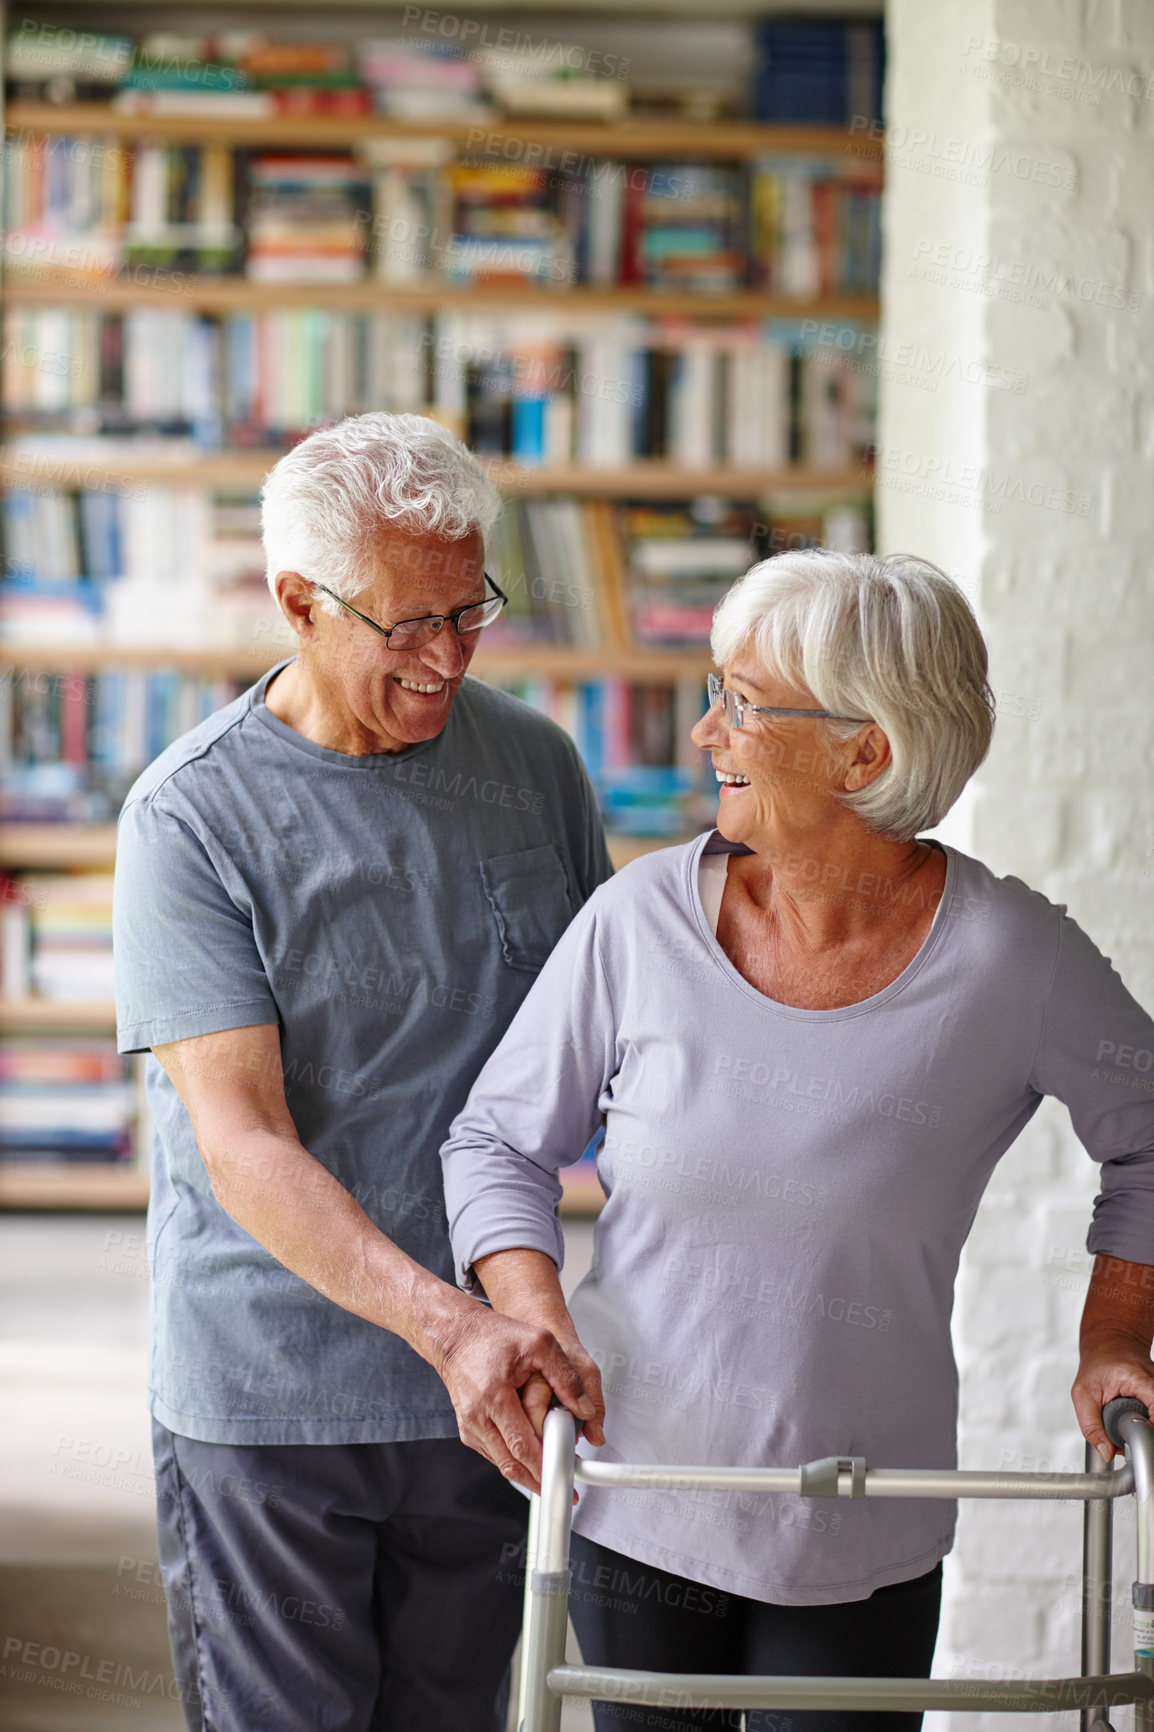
[517,1397,1154,1730]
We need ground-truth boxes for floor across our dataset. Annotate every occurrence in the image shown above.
[0,1212,598,1731]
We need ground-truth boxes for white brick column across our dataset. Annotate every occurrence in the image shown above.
[879,3,1154,1726]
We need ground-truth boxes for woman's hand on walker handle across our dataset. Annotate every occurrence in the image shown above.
[1073,1253,1154,1462]
[436,1303,597,1495]
[471,1246,607,1455]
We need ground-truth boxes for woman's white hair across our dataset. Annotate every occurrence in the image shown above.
[261,412,502,615]
[711,550,995,840]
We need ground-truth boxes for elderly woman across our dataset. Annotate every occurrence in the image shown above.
[441,550,1154,1732]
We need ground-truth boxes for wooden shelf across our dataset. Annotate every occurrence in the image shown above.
[0,824,679,874]
[559,1169,605,1216]
[0,1161,600,1215]
[0,996,116,1030]
[0,450,871,498]
[0,824,118,867]
[0,1162,149,1210]
[605,833,692,867]
[0,644,712,680]
[0,450,867,519]
[6,104,878,162]
[0,274,879,321]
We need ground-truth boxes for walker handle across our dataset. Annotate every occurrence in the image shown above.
[1103,1396,1149,1449]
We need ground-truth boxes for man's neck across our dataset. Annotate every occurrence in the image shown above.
[263,661,409,755]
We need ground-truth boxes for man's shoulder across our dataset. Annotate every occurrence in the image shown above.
[454,676,584,768]
[119,676,269,818]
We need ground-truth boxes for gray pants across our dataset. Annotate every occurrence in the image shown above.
[152,1419,527,1731]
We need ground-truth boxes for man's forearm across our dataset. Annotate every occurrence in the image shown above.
[1080,1254,1154,1352]
[205,1126,469,1376]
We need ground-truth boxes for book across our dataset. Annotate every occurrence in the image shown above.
[752,19,884,128]
[2,308,872,467]
[246,154,370,284]
[0,128,880,297]
[0,1036,135,1163]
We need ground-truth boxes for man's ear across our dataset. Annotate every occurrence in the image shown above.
[274,572,319,636]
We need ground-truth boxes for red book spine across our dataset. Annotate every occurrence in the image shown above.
[60,674,89,769]
[813,180,834,297]
[618,167,646,287]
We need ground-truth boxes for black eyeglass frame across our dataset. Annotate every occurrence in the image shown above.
[310,573,508,648]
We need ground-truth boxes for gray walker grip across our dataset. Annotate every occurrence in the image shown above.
[1104,1398,1149,1450]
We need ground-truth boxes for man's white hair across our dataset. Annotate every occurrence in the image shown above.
[261,412,502,615]
[711,550,995,840]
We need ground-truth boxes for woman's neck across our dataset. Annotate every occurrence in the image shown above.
[728,830,945,951]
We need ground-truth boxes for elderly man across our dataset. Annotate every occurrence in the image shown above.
[112,412,611,1732]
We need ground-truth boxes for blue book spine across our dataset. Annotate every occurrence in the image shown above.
[511,395,547,464]
[576,681,605,774]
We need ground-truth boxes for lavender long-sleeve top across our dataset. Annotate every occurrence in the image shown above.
[441,831,1154,1604]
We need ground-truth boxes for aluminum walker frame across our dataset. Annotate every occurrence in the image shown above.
[517,1396,1154,1730]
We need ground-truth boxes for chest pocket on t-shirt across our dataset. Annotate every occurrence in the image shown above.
[480,845,576,973]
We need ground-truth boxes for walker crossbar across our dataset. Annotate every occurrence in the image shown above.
[517,1397,1154,1732]
[545,1664,1154,1714]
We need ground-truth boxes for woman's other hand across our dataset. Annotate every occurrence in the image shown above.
[474,1248,606,1450]
[1073,1254,1154,1461]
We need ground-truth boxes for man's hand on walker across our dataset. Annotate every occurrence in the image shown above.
[436,1305,597,1494]
[1073,1253,1154,1461]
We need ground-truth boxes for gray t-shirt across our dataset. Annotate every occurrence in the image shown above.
[442,829,1154,1604]
[113,660,612,1445]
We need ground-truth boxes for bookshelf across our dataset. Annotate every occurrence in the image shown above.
[1,26,881,1213]
[0,453,870,497]
[5,104,877,159]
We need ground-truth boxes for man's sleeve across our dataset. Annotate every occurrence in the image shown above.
[1028,910,1154,1265]
[441,892,619,1284]
[114,794,279,1054]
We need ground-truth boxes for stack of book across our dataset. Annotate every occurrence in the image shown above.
[617,502,758,647]
[246,154,371,283]
[752,18,885,127]
[629,166,744,293]
[0,1037,135,1165]
[243,42,371,118]
[445,163,576,286]
[4,27,132,103]
[358,42,489,122]
[0,871,115,1001]
[474,43,629,122]
[615,496,871,647]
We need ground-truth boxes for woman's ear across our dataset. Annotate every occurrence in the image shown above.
[842,724,892,792]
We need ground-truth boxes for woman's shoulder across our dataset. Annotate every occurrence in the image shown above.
[585,831,711,920]
[940,844,1067,950]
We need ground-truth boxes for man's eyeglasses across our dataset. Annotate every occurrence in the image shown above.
[311,574,508,651]
[706,673,867,730]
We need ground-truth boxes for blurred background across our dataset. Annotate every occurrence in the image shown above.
[1,0,1151,1726]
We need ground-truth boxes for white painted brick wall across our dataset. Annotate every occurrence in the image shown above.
[880,2,1154,1727]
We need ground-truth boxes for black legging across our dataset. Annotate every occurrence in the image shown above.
[566,1533,942,1732]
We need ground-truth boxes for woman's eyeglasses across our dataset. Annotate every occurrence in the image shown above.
[706,673,867,730]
